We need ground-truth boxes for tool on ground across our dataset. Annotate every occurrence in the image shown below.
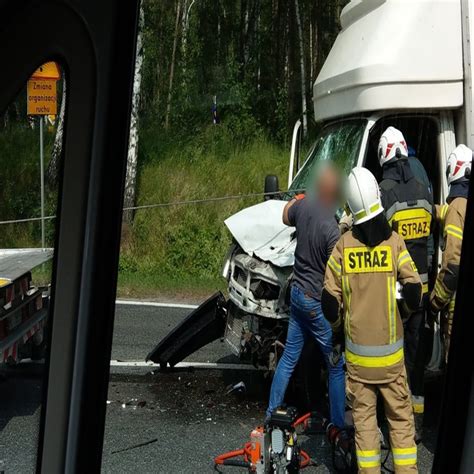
[325,421,356,473]
[295,412,357,473]
[213,407,310,472]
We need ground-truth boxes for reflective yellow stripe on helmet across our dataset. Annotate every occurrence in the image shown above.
[354,203,381,220]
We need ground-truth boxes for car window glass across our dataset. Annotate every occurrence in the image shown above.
[0,62,63,472]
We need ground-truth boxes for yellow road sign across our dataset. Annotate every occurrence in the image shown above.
[31,61,61,81]
[27,79,57,115]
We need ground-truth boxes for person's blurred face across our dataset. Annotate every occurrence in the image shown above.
[315,164,341,208]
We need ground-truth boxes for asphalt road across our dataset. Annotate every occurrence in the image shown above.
[0,303,438,473]
[111,303,231,364]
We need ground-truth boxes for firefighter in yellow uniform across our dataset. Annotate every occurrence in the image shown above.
[430,144,471,361]
[322,167,422,473]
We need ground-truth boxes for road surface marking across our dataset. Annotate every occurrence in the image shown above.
[110,360,263,371]
[115,300,198,309]
[19,358,262,371]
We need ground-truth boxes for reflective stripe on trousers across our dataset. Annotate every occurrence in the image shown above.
[348,370,417,473]
[356,449,381,469]
[393,446,417,467]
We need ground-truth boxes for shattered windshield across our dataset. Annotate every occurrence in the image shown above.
[289,120,367,193]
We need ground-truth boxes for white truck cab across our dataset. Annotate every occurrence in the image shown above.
[291,0,470,201]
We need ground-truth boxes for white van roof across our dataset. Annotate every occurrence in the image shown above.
[313,0,464,122]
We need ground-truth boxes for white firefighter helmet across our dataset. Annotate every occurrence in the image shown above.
[346,167,384,225]
[378,126,408,166]
[446,144,472,185]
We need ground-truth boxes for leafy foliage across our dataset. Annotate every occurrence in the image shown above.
[141,0,347,140]
[0,1,346,295]
[0,121,56,248]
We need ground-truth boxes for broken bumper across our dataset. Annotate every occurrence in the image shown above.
[146,292,226,368]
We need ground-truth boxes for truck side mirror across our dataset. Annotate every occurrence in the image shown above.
[264,175,279,201]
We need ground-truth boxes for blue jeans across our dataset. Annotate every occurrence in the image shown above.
[266,285,346,428]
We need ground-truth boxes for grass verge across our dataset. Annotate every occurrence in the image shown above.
[118,126,289,298]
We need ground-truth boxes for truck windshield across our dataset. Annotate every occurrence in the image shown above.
[289,119,367,192]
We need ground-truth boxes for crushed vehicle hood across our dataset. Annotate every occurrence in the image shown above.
[224,200,295,268]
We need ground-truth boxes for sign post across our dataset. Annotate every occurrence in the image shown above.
[39,118,45,249]
[27,62,60,250]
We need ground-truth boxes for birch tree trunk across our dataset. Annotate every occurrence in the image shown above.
[164,0,182,129]
[312,14,318,82]
[47,78,66,185]
[309,21,313,82]
[123,2,144,223]
[284,2,290,90]
[153,13,164,109]
[181,0,195,60]
[180,0,196,88]
[294,0,308,137]
[256,0,261,91]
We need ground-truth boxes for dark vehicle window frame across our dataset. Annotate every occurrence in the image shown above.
[0,1,139,472]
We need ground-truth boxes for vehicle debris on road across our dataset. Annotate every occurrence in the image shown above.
[226,381,246,395]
